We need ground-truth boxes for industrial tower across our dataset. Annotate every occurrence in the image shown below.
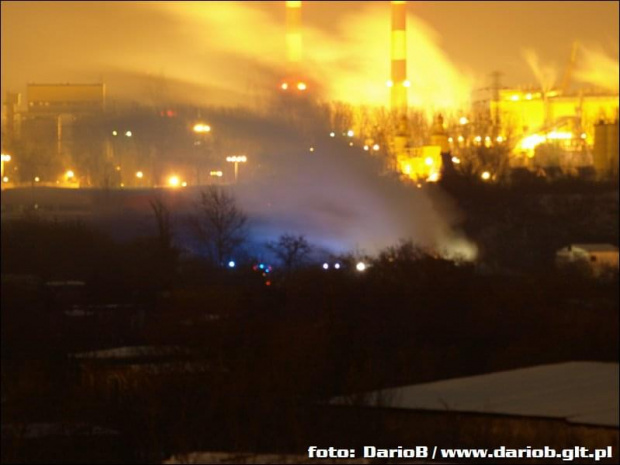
[390,0,408,112]
[280,1,308,93]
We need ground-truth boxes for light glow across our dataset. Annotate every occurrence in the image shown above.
[356,262,367,272]
[168,175,180,187]
[481,171,491,181]
[193,123,212,133]
[226,155,248,163]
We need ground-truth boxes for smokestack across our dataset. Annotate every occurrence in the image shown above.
[391,1,408,112]
[286,1,302,68]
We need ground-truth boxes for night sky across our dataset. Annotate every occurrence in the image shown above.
[2,1,618,107]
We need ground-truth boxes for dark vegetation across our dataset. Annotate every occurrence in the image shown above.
[1,182,618,463]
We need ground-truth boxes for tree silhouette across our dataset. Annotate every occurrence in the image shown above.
[191,187,248,266]
[266,234,313,271]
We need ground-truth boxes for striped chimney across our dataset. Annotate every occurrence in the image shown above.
[391,0,408,111]
[286,1,302,68]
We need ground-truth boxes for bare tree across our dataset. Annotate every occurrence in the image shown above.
[149,196,174,252]
[191,187,248,266]
[266,234,313,271]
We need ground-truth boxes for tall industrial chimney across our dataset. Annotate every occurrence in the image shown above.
[391,1,408,112]
[286,1,302,69]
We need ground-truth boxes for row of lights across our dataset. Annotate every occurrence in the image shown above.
[280,82,307,91]
[112,130,132,137]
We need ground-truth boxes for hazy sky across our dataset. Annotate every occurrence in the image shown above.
[2,1,618,108]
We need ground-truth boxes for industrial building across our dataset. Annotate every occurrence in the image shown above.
[2,84,106,187]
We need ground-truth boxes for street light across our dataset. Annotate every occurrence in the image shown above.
[168,175,181,187]
[193,123,211,134]
[1,153,11,180]
[226,155,247,183]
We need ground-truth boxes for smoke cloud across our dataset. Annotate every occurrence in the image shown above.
[574,46,619,92]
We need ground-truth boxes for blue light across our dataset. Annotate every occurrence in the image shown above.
[228,260,236,268]
[259,263,265,270]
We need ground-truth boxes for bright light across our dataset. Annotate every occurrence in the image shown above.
[115,165,121,172]
[226,155,247,163]
[425,157,433,166]
[309,147,315,152]
[322,263,329,270]
[356,262,367,272]
[181,182,188,187]
[427,172,440,182]
[404,164,412,174]
[511,95,520,101]
[386,80,394,88]
[334,263,341,270]
[1,154,11,162]
[347,130,354,137]
[168,175,180,187]
[349,142,354,147]
[210,170,223,177]
[496,136,504,143]
[297,82,307,91]
[281,83,289,90]
[403,80,411,88]
[228,260,236,268]
[193,123,212,133]
[521,134,546,150]
[547,131,572,140]
[459,116,468,125]
[526,93,533,100]
[372,144,380,151]
[481,171,491,181]
[136,171,144,179]
[125,131,132,137]
[448,137,454,143]
[581,133,587,140]
[2,176,9,183]
[112,130,118,136]
[457,135,465,142]
[451,156,461,164]
[65,170,75,179]
[474,136,482,143]
[363,145,369,151]
[34,176,40,182]
[329,132,335,137]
